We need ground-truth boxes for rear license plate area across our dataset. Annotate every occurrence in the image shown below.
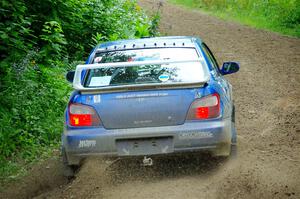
[116,137,173,156]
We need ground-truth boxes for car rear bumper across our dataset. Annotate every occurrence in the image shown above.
[62,118,232,165]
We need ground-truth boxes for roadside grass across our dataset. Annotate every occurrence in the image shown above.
[169,0,300,38]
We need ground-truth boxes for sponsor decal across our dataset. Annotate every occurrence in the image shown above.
[122,148,130,155]
[94,57,102,63]
[116,93,168,99]
[195,90,202,98]
[89,76,111,86]
[161,145,169,153]
[133,120,153,125]
[158,74,169,82]
[179,131,213,140]
[78,140,96,148]
[86,95,92,103]
[93,95,101,103]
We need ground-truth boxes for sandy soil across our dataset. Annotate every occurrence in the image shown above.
[1,0,300,198]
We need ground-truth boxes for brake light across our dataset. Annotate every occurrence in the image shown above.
[69,103,101,126]
[187,93,220,120]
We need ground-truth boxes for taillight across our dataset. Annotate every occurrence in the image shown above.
[187,93,220,120]
[68,103,101,127]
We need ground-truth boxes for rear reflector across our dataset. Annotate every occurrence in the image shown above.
[187,93,220,120]
[69,103,101,126]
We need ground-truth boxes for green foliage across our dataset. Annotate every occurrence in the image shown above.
[149,12,161,36]
[0,50,72,160]
[135,22,151,37]
[0,0,159,182]
[0,0,35,58]
[170,0,300,37]
[1,0,157,61]
[40,21,67,62]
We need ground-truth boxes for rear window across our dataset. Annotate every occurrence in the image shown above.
[84,48,207,87]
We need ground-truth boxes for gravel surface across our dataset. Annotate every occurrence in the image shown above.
[2,0,299,198]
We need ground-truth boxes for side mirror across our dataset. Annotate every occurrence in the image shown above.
[221,62,240,75]
[66,71,75,83]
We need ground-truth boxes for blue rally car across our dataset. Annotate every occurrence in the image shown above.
[62,36,239,176]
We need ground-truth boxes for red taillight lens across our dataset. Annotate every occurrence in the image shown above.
[196,107,209,119]
[69,103,101,127]
[187,93,220,120]
[70,114,92,126]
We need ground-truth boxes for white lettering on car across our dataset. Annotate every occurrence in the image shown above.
[116,93,168,99]
[133,120,153,125]
[179,131,213,140]
[78,140,96,148]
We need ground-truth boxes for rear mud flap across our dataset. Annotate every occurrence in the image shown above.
[212,142,231,157]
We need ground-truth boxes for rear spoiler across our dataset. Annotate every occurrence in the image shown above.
[73,59,210,92]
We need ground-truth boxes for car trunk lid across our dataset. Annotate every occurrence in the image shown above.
[92,88,202,129]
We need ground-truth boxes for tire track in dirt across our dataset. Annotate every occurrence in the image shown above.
[2,0,300,198]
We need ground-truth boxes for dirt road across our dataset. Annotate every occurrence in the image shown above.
[2,0,300,198]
